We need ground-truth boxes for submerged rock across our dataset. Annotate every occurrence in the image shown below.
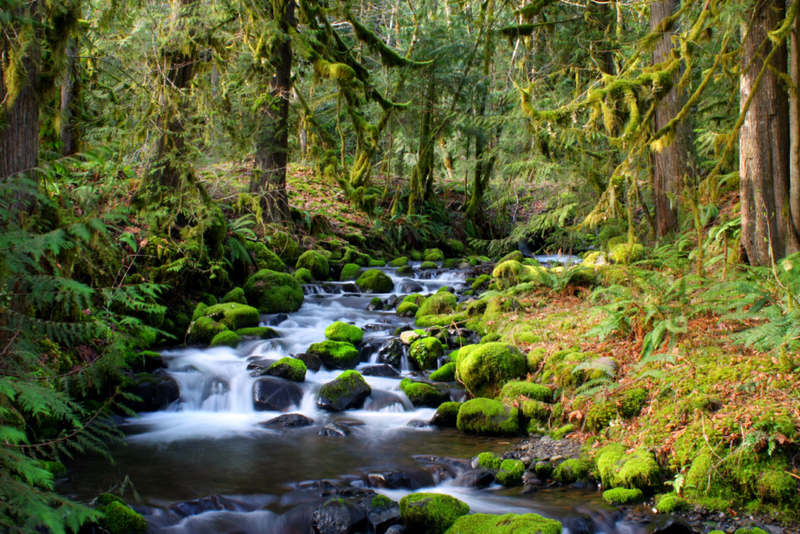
[453,469,495,489]
[312,497,367,534]
[318,423,350,437]
[253,377,302,411]
[359,364,400,378]
[377,339,404,367]
[260,413,314,428]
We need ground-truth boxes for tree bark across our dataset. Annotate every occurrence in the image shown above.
[60,38,81,157]
[740,0,796,265]
[789,0,800,241]
[408,76,435,215]
[650,0,695,238]
[0,58,39,185]
[250,0,295,224]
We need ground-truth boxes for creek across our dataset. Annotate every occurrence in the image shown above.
[58,260,648,534]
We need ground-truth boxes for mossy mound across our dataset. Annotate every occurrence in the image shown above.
[316,370,371,411]
[266,357,306,382]
[342,247,371,266]
[100,500,148,534]
[355,269,394,293]
[296,250,330,280]
[430,362,456,382]
[400,378,448,407]
[552,458,591,484]
[235,326,278,339]
[307,340,361,369]
[457,398,519,436]
[340,263,364,281]
[201,303,261,331]
[210,330,241,348]
[445,513,562,534]
[477,451,502,470]
[245,241,285,272]
[396,302,419,317]
[189,317,228,345]
[431,401,462,427]
[420,261,439,270]
[389,256,409,267]
[609,243,645,264]
[399,492,469,534]
[294,268,314,283]
[324,321,364,344]
[423,248,445,261]
[586,388,647,431]
[368,259,386,267]
[603,488,644,505]
[492,260,546,290]
[596,445,660,490]
[443,239,465,257]
[416,292,457,318]
[221,287,247,305]
[472,274,491,291]
[499,381,552,403]
[656,494,689,513]
[456,343,527,398]
[520,400,551,423]
[244,269,304,313]
[496,459,525,486]
[409,337,444,369]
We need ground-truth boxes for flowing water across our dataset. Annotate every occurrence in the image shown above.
[58,258,648,534]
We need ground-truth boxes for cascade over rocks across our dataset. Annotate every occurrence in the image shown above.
[122,372,180,412]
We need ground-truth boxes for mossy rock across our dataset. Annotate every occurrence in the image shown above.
[456,343,527,398]
[316,370,371,411]
[656,494,689,513]
[430,362,456,382]
[191,302,208,321]
[189,317,228,345]
[236,326,279,339]
[553,458,591,484]
[410,250,423,261]
[499,381,552,403]
[492,261,530,290]
[245,241,286,272]
[244,269,304,313]
[355,269,394,293]
[609,243,645,264]
[603,488,644,505]
[296,250,330,280]
[307,340,361,370]
[431,401,462,427]
[496,459,525,486]
[416,292,457,318]
[502,330,541,345]
[324,321,364,344]
[443,239,464,257]
[582,251,608,267]
[265,357,306,382]
[399,492,469,534]
[550,423,574,440]
[368,297,383,310]
[597,445,660,490]
[445,513,562,534]
[520,400,551,423]
[340,263,364,281]
[202,294,218,306]
[368,259,386,267]
[396,302,419,317]
[420,261,438,270]
[400,378,448,407]
[210,330,241,348]
[221,287,247,305]
[457,398,519,436]
[397,265,414,275]
[499,250,524,264]
[201,302,261,331]
[342,247,371,266]
[100,501,148,534]
[295,268,314,283]
[477,451,502,470]
[471,274,491,292]
[409,337,444,369]
[586,388,647,431]
[479,332,501,343]
[389,256,409,267]
[423,248,444,261]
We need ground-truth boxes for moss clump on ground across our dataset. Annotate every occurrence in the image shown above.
[399,492,469,534]
[396,302,419,317]
[445,513,562,534]
[552,459,591,484]
[100,501,148,534]
[295,267,314,283]
[457,398,519,436]
[656,494,689,513]
[496,459,525,486]
[409,337,444,369]
[520,400,551,423]
[431,401,462,427]
[235,326,278,339]
[416,292,457,318]
[244,269,304,313]
[424,248,445,261]
[550,423,574,440]
[221,287,247,305]
[245,241,285,272]
[596,444,660,490]
[472,274,491,291]
[585,388,648,431]
[400,378,448,407]
[307,340,361,369]
[492,260,546,290]
[609,243,645,264]
[456,343,527,398]
[389,256,408,267]
[201,303,261,331]
[324,321,364,344]
[355,269,394,293]
[603,488,644,505]
[430,362,456,381]
[210,330,241,348]
[340,263,363,281]
[477,451,502,470]
[499,380,552,403]
[266,357,306,382]
[296,250,330,280]
[189,317,228,345]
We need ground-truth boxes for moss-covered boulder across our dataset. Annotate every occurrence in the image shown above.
[221,287,247,305]
[423,248,445,261]
[316,370,371,411]
[656,494,689,513]
[396,302,419,317]
[553,459,591,484]
[245,241,285,272]
[496,459,525,486]
[420,261,438,270]
[307,340,361,370]
[244,269,304,313]
[340,263,364,281]
[492,260,546,290]
[265,357,306,382]
[399,493,469,534]
[457,398,519,436]
[431,401,462,427]
[499,381,553,403]
[368,258,386,267]
[456,343,527,398]
[324,321,364,344]
[596,444,660,490]
[430,362,456,382]
[443,239,464,257]
[409,337,444,369]
[100,500,148,534]
[342,247,371,267]
[235,326,278,339]
[202,303,260,331]
[189,317,228,345]
[477,451,502,470]
[294,268,313,284]
[400,379,448,408]
[296,250,330,280]
[609,242,645,264]
[445,513,562,534]
[416,292,457,318]
[210,330,241,348]
[389,256,409,267]
[355,269,394,293]
[603,487,644,505]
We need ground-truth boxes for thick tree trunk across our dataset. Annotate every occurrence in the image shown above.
[740,0,796,265]
[789,0,800,240]
[250,0,294,224]
[60,38,81,157]
[0,60,39,184]
[650,0,695,238]
[408,76,435,215]
[466,87,489,223]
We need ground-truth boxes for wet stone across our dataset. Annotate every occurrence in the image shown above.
[312,497,367,534]
[359,364,400,378]
[253,377,302,412]
[259,413,314,428]
[367,471,413,490]
[266,313,289,326]
[318,423,350,437]
[296,352,322,372]
[453,469,494,489]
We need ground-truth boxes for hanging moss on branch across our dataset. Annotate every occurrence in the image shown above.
[515,0,558,22]
[346,16,432,69]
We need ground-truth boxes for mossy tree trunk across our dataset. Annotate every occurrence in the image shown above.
[466,83,493,225]
[649,0,696,238]
[739,0,798,264]
[790,0,800,240]
[59,38,81,157]
[408,75,436,215]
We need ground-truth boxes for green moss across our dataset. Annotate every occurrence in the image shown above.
[324,321,364,344]
[202,294,218,306]
[355,269,394,293]
[757,469,796,503]
[551,423,574,440]
[400,378,447,407]
[296,250,330,280]
[295,267,314,283]
[317,370,371,410]
[457,398,519,436]
[101,501,148,534]
[526,348,546,372]
[399,492,469,534]
[368,259,386,267]
[245,241,286,272]
[201,302,261,331]
[596,444,627,488]
[430,362,456,381]
[520,400,551,423]
[553,459,591,484]
[342,247,371,266]
[499,381,553,403]
[371,494,394,508]
[472,275,491,291]
[389,256,409,267]
[221,287,247,305]
[478,451,502,470]
[599,447,660,490]
[432,402,462,427]
[410,250,423,261]
[403,293,426,305]
[97,493,126,506]
[396,302,419,317]
[444,239,464,257]
[609,243,645,264]
[415,312,468,328]
[192,302,208,321]
[235,326,278,339]
[496,459,525,486]
[603,488,644,505]
[420,261,439,270]
[339,263,363,281]
[492,260,541,290]
[416,292,457,318]
[409,337,444,369]
[656,494,689,513]
[585,388,648,431]
[189,317,228,345]
[210,330,241,348]
[445,513,562,534]
[244,269,304,313]
[480,333,501,343]
[267,357,307,382]
[424,248,445,261]
[456,343,527,398]
[307,340,361,369]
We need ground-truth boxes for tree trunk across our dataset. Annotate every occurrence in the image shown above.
[466,86,489,223]
[789,0,800,240]
[408,76,435,215]
[250,0,295,224]
[740,0,796,265]
[650,0,695,238]
[60,38,81,157]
